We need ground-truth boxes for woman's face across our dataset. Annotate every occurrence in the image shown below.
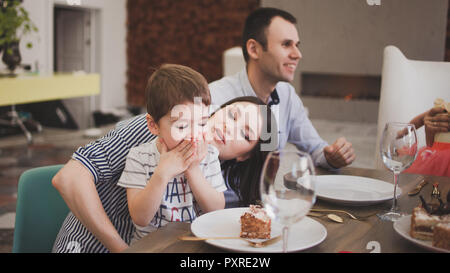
[208,101,263,161]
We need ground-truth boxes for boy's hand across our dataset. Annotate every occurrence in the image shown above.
[186,133,209,173]
[155,138,195,180]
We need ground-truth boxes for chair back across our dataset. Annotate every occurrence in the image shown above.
[375,45,450,169]
[13,164,69,253]
[223,46,245,76]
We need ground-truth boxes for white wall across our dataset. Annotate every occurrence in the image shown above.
[262,0,448,92]
[8,0,127,112]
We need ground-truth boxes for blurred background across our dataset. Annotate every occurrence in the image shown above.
[3,0,448,126]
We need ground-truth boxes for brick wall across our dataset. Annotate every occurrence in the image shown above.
[126,0,259,107]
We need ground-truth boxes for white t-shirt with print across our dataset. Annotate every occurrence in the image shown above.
[118,139,226,243]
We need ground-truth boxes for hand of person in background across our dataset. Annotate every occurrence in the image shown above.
[323,137,356,169]
[423,106,449,146]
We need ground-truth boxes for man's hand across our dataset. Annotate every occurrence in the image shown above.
[323,137,356,169]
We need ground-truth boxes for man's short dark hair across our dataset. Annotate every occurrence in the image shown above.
[242,8,297,62]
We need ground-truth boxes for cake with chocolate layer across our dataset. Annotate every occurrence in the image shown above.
[240,205,271,239]
[433,223,450,250]
[410,207,444,240]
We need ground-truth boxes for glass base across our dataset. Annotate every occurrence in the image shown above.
[377,211,403,222]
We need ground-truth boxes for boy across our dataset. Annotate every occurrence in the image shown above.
[118,64,226,243]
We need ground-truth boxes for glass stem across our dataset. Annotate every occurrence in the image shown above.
[282,226,289,253]
[391,171,400,212]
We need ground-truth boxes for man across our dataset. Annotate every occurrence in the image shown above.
[210,8,355,169]
[52,7,355,253]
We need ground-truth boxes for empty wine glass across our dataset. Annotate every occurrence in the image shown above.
[379,122,418,221]
[260,149,316,252]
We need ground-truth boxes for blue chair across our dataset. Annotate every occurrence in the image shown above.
[13,164,70,253]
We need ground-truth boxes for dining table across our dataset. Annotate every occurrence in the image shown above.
[123,166,450,254]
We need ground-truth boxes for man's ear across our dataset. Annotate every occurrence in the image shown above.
[246,38,261,60]
[146,114,159,135]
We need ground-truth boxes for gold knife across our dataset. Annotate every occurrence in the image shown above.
[408,178,428,196]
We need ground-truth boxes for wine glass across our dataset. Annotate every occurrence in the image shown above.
[260,149,316,253]
[379,122,418,221]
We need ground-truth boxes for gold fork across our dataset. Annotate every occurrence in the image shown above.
[310,208,358,220]
[178,235,282,248]
[310,208,379,220]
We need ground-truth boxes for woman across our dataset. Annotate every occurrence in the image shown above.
[211,96,276,207]
[405,98,450,177]
[52,96,276,253]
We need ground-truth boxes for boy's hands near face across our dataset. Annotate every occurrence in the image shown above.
[155,138,195,180]
[183,132,225,212]
[187,132,209,172]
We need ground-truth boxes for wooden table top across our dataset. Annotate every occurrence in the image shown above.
[123,167,450,253]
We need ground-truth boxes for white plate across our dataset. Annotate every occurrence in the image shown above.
[315,175,402,206]
[393,215,450,253]
[191,207,327,253]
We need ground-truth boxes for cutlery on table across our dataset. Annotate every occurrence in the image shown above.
[308,212,343,223]
[408,177,428,196]
[310,208,358,220]
[178,235,282,248]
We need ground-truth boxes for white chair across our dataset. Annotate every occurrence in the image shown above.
[375,45,450,169]
[223,47,245,76]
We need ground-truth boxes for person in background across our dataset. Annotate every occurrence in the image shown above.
[209,7,356,173]
[405,98,450,177]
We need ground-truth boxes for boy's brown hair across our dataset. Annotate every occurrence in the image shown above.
[145,64,211,123]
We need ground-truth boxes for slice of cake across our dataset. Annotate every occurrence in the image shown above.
[410,207,443,240]
[432,223,450,250]
[240,205,271,239]
[410,207,450,241]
